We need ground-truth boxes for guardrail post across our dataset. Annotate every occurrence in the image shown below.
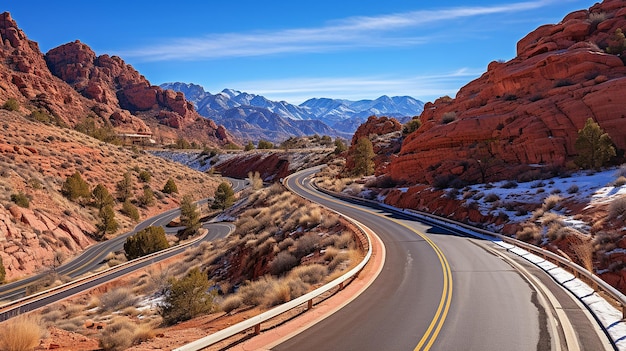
[254,323,261,335]
[622,305,626,320]
[307,299,313,310]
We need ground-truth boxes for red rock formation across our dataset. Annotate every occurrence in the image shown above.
[390,0,626,185]
[0,12,233,146]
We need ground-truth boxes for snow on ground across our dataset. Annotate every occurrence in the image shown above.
[449,167,626,231]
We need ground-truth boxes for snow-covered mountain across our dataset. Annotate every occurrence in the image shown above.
[160,83,424,141]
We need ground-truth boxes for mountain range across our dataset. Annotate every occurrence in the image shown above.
[160,82,424,142]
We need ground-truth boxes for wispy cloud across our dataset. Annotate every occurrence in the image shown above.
[216,68,485,104]
[121,1,559,61]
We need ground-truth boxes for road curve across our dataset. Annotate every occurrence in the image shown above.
[0,222,234,321]
[278,167,608,351]
[0,177,245,302]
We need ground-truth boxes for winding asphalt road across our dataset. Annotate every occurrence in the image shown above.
[0,177,247,304]
[279,167,610,351]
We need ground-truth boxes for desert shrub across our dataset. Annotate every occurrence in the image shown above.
[137,188,155,207]
[500,180,518,189]
[2,98,19,111]
[294,234,321,258]
[99,319,136,351]
[220,295,243,313]
[571,238,595,272]
[159,267,215,324]
[441,111,457,124]
[364,175,396,188]
[609,196,626,219]
[269,251,298,276]
[575,118,616,170]
[542,195,562,211]
[257,139,274,149]
[328,251,351,272]
[10,192,30,208]
[138,170,152,183]
[100,287,137,312]
[503,93,518,101]
[278,237,295,251]
[402,118,422,135]
[121,199,140,221]
[615,176,626,187]
[289,264,326,285]
[334,232,355,250]
[239,276,276,306]
[0,314,43,351]
[567,184,579,194]
[124,226,170,260]
[162,177,178,194]
[516,225,541,244]
[248,171,263,190]
[483,193,500,203]
[432,174,456,190]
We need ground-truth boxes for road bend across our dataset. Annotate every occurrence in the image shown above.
[278,167,610,351]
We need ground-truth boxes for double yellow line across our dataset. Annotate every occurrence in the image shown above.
[290,174,453,351]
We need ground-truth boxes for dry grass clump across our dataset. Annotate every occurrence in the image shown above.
[0,314,44,351]
[99,317,156,351]
[220,295,244,313]
[609,196,626,219]
[572,237,594,272]
[99,287,138,312]
[542,195,562,211]
[516,225,541,244]
[288,264,326,285]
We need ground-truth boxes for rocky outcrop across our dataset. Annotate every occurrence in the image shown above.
[0,204,95,281]
[44,40,233,145]
[390,0,626,185]
[0,12,232,146]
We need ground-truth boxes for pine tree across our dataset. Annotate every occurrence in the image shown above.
[179,195,200,239]
[575,118,616,169]
[213,182,235,210]
[159,267,215,324]
[96,205,118,239]
[91,184,114,211]
[115,172,133,202]
[162,178,178,194]
[61,171,91,201]
[352,137,375,176]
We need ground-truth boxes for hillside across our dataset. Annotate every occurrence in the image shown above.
[0,109,222,281]
[0,12,232,147]
[389,0,626,186]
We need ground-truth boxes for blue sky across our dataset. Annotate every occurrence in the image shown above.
[5,0,591,104]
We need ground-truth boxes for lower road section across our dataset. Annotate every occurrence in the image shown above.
[280,167,609,351]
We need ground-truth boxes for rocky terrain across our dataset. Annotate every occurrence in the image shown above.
[389,0,626,186]
[0,12,232,147]
[0,109,222,281]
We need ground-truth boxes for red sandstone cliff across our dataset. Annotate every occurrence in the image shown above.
[0,12,232,146]
[390,0,626,185]
[345,116,402,175]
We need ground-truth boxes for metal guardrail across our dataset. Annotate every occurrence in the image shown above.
[0,228,211,318]
[317,184,626,319]
[173,171,373,351]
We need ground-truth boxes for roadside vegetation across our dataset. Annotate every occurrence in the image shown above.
[25,177,362,348]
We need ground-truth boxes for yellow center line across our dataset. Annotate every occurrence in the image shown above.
[289,175,453,351]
